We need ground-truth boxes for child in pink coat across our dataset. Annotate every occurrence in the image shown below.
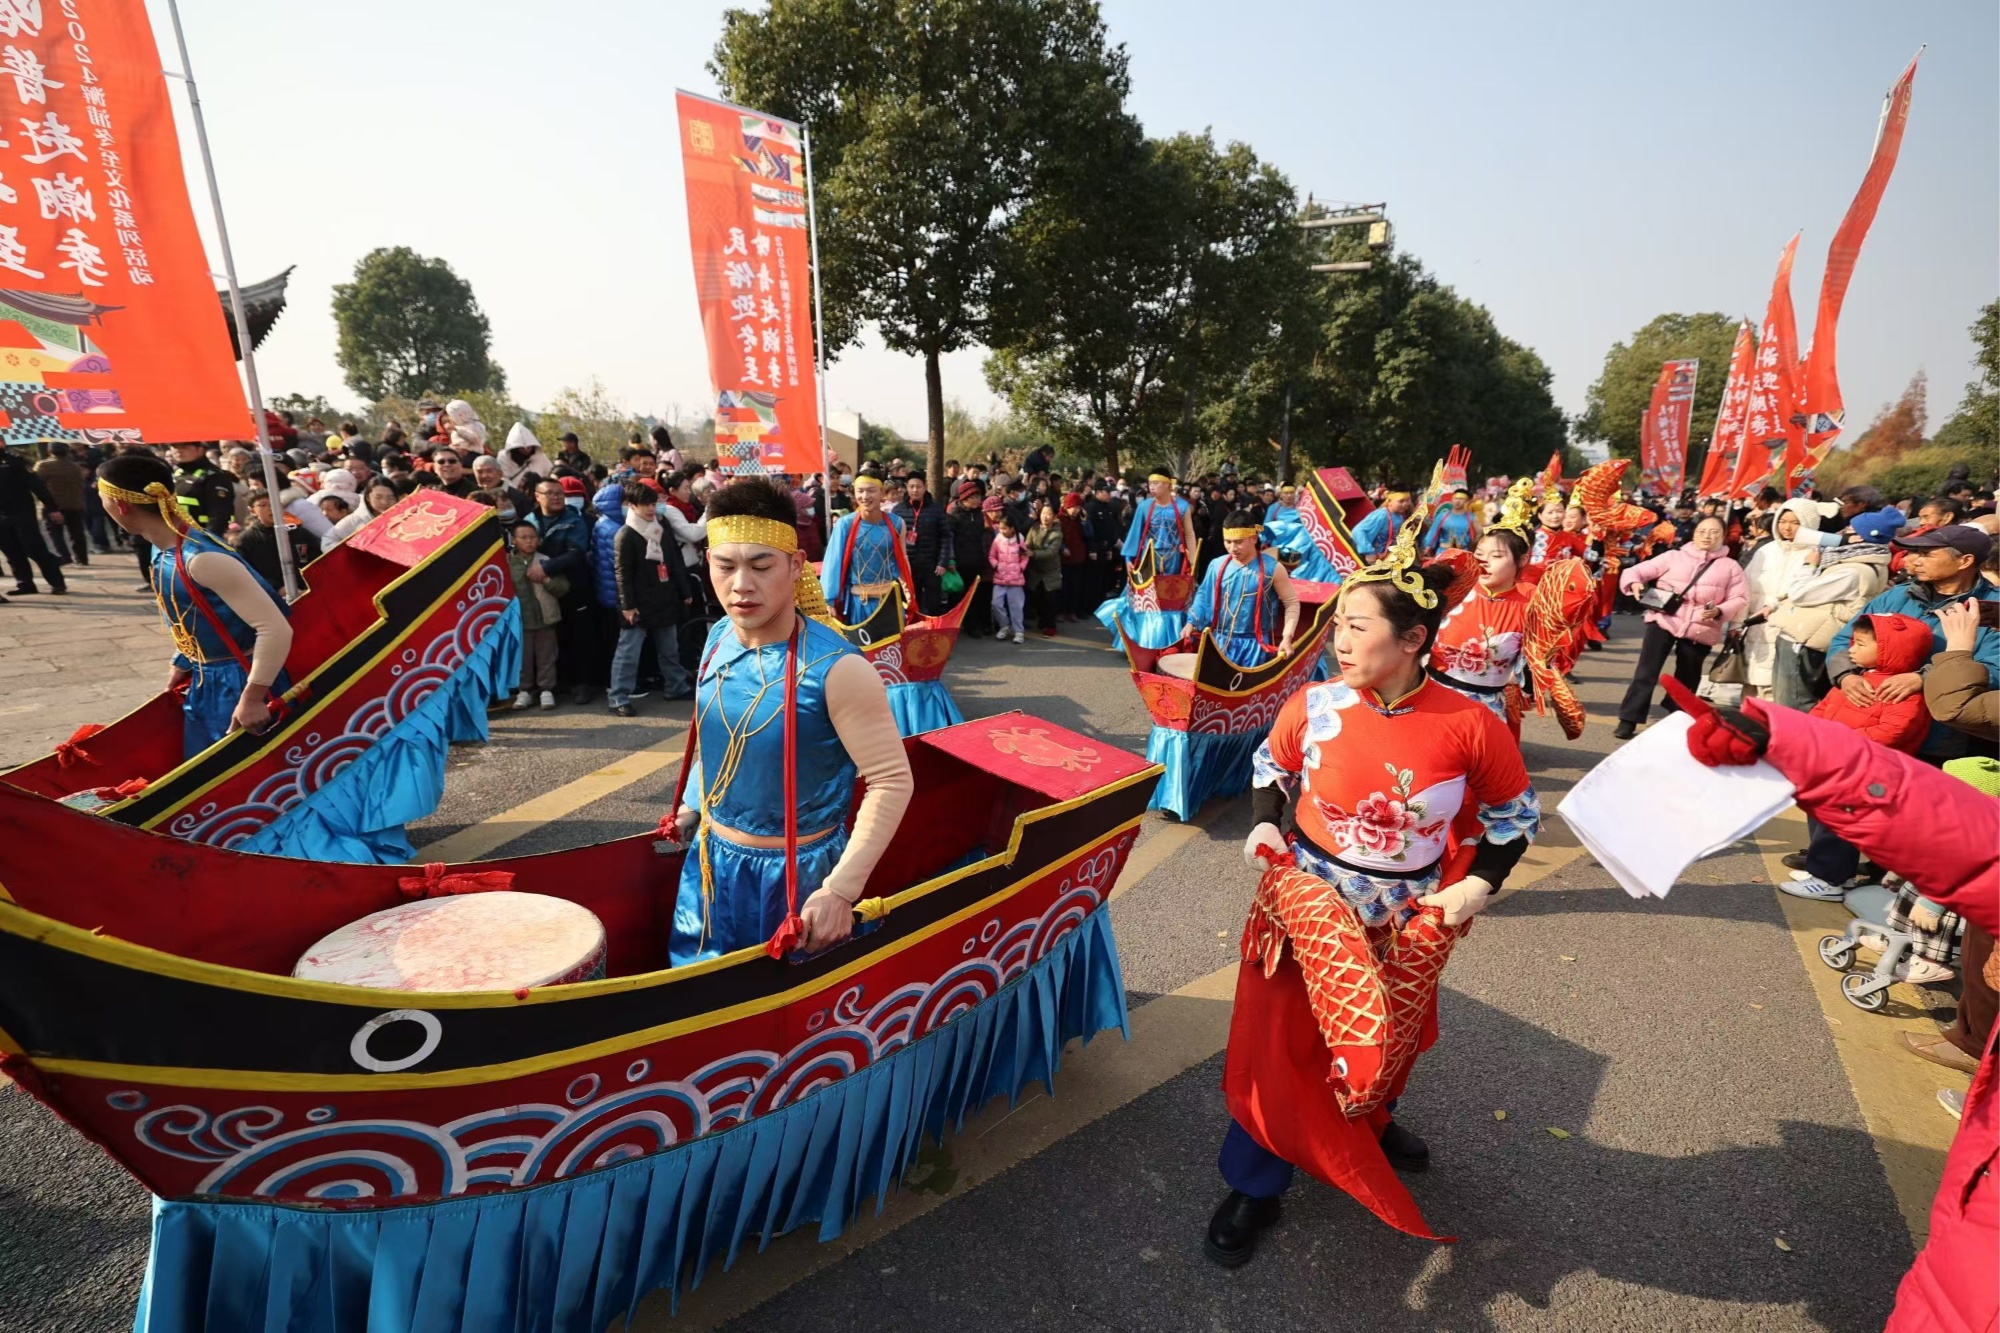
[988,515,1029,643]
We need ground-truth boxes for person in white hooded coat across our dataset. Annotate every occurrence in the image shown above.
[500,422,554,486]
[1739,497,1824,697]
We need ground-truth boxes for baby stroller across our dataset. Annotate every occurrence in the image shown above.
[1816,874,1963,1012]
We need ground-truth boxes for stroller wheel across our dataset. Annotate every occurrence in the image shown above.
[1817,935,1857,970]
[1840,972,1887,1012]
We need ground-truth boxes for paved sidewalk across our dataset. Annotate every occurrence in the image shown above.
[0,555,168,769]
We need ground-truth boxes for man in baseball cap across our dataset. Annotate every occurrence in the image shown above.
[1824,520,1999,763]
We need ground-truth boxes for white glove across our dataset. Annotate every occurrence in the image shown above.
[1243,822,1286,874]
[1417,875,1496,927]
[1909,901,1943,934]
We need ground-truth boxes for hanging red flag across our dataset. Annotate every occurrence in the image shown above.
[1729,235,1804,499]
[1798,53,1920,482]
[1695,322,1755,498]
[1638,359,1699,498]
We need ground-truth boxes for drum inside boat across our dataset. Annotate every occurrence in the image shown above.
[1156,652,1198,680]
[293,891,607,992]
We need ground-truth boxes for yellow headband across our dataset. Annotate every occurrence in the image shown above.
[1148,473,1174,484]
[1384,491,1411,504]
[853,476,884,492]
[708,514,799,554]
[1222,526,1259,540]
[705,513,838,627]
[97,478,191,533]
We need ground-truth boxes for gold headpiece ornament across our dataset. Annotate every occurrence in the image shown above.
[97,478,191,533]
[1490,476,1538,537]
[1345,467,1441,609]
[706,513,838,627]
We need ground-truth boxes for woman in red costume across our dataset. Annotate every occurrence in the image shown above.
[1429,481,1536,739]
[1208,518,1542,1265]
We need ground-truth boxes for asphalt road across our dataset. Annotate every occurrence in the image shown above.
[0,613,1933,1332]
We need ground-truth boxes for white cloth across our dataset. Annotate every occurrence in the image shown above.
[283,494,333,540]
[624,507,665,563]
[501,423,553,482]
[1556,713,1795,899]
[446,399,488,454]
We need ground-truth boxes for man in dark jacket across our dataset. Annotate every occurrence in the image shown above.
[1084,479,1125,600]
[33,444,87,564]
[946,480,993,636]
[234,493,316,593]
[608,483,697,715]
[526,477,599,703]
[0,446,66,593]
[169,440,237,537]
[891,474,954,615]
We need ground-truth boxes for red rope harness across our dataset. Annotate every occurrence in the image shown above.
[833,509,916,618]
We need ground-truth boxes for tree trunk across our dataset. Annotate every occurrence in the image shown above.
[924,347,946,495]
[1102,423,1121,480]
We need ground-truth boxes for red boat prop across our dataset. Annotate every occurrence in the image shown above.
[0,712,1155,1333]
[1263,466,1373,591]
[832,581,979,736]
[1092,543,1197,649]
[1116,597,1337,821]
[0,491,520,864]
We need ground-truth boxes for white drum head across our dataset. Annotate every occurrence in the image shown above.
[1157,652,1198,680]
[294,891,607,993]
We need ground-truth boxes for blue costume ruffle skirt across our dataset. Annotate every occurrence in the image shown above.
[885,680,965,737]
[1095,597,1185,651]
[133,907,1130,1333]
[230,602,522,865]
[672,826,848,966]
[1144,726,1265,821]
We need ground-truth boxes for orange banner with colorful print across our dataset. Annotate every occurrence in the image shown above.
[676,90,823,477]
[0,0,249,445]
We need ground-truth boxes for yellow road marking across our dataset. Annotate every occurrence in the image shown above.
[1754,807,1967,1246]
[418,729,688,863]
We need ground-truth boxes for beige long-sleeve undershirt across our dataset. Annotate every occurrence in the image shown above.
[182,550,294,689]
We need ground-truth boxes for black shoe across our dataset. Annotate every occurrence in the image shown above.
[609,703,636,718]
[571,684,594,706]
[48,584,67,594]
[1585,639,1605,651]
[1378,1120,1430,1173]
[1203,1190,1281,1268]
[1612,721,1636,740]
[1781,851,1809,872]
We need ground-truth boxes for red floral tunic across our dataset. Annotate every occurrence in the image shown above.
[1427,583,1530,724]
[1251,677,1538,926]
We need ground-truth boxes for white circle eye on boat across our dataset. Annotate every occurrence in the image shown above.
[349,1009,443,1073]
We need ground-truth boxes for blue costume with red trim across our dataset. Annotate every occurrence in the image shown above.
[149,529,291,760]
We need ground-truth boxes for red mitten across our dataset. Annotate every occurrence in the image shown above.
[1661,675,1769,766]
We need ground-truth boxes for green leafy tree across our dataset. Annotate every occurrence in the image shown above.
[713,0,1130,492]
[332,247,505,401]
[268,392,358,429]
[534,378,648,465]
[1215,246,1567,486]
[987,130,1300,478]
[1575,312,1742,467]
[1931,298,2000,458]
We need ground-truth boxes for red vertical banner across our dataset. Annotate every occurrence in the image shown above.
[0,0,249,444]
[1799,53,1919,481]
[1694,321,1755,497]
[1638,359,1698,498]
[675,90,823,477]
[1729,235,1804,499]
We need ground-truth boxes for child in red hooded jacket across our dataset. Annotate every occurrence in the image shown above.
[1783,612,1939,905]
[1806,613,1935,753]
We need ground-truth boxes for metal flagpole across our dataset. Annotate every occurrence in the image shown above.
[161,0,299,601]
[801,124,833,482]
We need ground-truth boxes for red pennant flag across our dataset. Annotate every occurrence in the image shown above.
[1695,322,1756,498]
[1798,53,1921,480]
[1729,235,1805,500]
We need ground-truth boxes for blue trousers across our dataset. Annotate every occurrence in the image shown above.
[1219,1098,1401,1200]
[609,623,691,706]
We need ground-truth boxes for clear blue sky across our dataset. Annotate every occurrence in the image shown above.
[150,0,1995,445]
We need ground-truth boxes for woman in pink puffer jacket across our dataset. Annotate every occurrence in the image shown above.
[1612,515,1748,738]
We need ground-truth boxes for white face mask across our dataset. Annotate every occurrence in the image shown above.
[565,496,584,511]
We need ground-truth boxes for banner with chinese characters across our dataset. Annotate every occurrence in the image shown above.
[1728,234,1804,500]
[675,90,822,477]
[1694,321,1754,498]
[1638,358,1698,498]
[0,0,247,446]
